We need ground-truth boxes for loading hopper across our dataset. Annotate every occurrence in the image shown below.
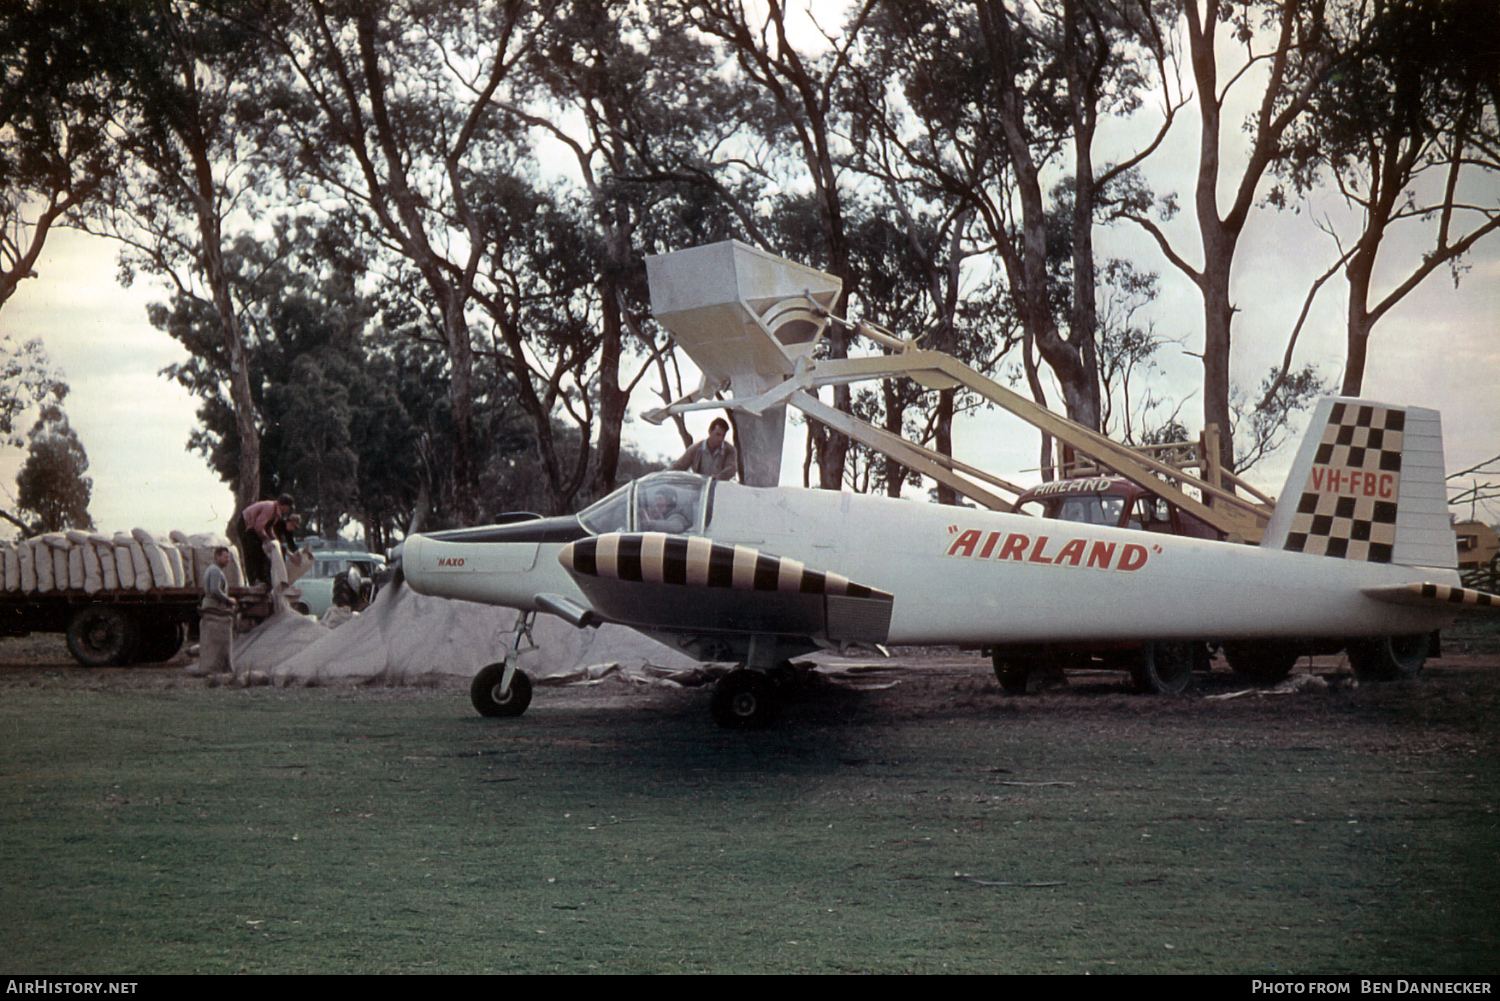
[646,239,842,396]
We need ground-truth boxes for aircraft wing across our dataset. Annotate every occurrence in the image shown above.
[557,532,895,645]
[1362,582,1500,611]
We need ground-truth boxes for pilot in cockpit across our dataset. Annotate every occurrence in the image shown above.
[640,487,690,534]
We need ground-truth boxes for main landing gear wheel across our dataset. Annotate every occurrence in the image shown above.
[1347,633,1430,683]
[1131,641,1194,695]
[710,669,779,729]
[470,663,533,717]
[65,606,140,667]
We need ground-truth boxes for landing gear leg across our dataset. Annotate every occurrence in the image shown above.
[470,611,536,718]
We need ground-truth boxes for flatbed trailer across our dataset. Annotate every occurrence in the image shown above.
[0,587,277,666]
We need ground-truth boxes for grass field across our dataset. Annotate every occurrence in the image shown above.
[1,643,1497,974]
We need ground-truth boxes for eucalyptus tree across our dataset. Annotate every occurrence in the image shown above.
[81,0,275,513]
[682,0,879,490]
[149,216,401,539]
[1269,0,1500,397]
[1116,0,1342,471]
[0,0,131,312]
[841,0,1037,477]
[0,332,67,449]
[843,0,1178,478]
[0,335,78,537]
[970,0,1181,437]
[845,203,1017,501]
[253,0,547,524]
[486,0,763,502]
[12,403,93,536]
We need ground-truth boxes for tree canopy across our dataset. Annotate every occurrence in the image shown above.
[12,401,92,535]
[8,0,1495,529]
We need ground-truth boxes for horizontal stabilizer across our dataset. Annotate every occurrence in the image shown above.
[1362,582,1500,611]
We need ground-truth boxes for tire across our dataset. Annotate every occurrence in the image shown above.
[133,622,185,664]
[1348,633,1430,683]
[1224,640,1300,684]
[65,606,141,667]
[710,669,778,729]
[1131,641,1195,695]
[470,663,533,717]
[991,650,1030,695]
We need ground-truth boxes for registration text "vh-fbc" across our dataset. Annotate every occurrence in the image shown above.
[1310,466,1396,499]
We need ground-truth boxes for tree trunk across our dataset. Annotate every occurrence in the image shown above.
[441,299,479,525]
[188,147,259,514]
[1342,246,1376,397]
[592,275,627,500]
[1175,0,1237,474]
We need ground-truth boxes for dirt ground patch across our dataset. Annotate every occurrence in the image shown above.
[1,629,1497,973]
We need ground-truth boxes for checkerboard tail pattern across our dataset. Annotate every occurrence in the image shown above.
[1283,402,1404,563]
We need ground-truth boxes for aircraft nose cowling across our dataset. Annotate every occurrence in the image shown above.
[401,532,542,607]
[399,515,592,611]
[558,533,894,644]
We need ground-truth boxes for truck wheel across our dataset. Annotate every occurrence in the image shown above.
[991,651,1031,695]
[1131,641,1194,695]
[1224,641,1299,684]
[1348,634,1429,683]
[65,607,140,667]
[134,622,185,664]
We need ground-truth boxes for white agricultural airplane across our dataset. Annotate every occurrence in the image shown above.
[402,396,1498,728]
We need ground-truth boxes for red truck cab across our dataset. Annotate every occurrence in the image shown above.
[1014,475,1222,541]
[991,476,1219,695]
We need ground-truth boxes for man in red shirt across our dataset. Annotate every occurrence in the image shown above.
[233,494,293,587]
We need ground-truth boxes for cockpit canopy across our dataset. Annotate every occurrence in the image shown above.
[578,471,712,536]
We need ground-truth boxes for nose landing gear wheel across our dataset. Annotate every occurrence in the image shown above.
[470,663,533,717]
[710,669,778,729]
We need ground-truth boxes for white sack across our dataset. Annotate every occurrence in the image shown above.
[17,541,35,593]
[132,529,170,588]
[111,535,136,590]
[33,539,54,592]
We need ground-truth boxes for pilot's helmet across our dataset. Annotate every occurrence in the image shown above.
[654,488,678,510]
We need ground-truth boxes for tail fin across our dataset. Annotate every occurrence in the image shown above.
[1261,397,1455,569]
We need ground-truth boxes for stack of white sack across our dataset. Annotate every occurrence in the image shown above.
[0,530,245,595]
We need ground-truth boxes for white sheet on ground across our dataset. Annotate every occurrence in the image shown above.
[227,580,701,685]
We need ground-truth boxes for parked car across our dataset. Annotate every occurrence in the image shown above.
[291,539,385,617]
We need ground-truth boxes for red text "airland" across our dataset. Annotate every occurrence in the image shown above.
[944,530,1148,572]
